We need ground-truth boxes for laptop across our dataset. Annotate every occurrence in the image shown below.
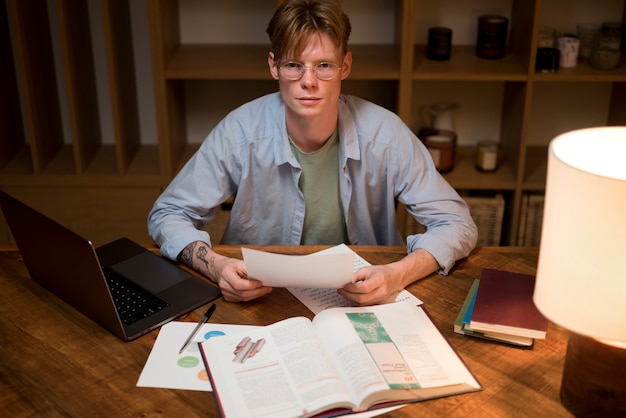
[0,189,222,341]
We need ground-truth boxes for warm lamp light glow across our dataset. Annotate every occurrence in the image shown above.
[534,127,626,416]
[534,127,626,342]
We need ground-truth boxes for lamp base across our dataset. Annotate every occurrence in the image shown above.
[560,333,626,417]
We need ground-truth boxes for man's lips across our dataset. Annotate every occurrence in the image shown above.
[298,97,321,105]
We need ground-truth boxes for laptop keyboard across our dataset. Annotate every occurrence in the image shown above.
[101,266,170,325]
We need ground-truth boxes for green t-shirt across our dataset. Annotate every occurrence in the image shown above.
[289,130,348,245]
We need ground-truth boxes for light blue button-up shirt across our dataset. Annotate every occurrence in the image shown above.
[148,93,477,274]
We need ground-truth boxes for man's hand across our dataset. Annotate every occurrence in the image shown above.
[337,248,439,305]
[338,264,403,305]
[178,241,273,302]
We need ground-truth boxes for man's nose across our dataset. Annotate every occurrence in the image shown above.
[300,66,318,85]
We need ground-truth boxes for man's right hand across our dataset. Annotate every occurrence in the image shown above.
[178,241,273,302]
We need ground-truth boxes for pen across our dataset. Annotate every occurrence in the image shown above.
[178,303,216,355]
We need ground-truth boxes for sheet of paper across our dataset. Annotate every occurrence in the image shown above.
[242,246,354,288]
[137,321,259,391]
[288,244,423,314]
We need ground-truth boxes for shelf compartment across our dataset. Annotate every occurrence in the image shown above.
[3,0,158,185]
[0,1,24,169]
[443,146,517,191]
[101,0,141,175]
[1,143,162,187]
[0,145,34,178]
[405,190,509,246]
[460,191,506,246]
[55,0,101,175]
[166,44,271,80]
[348,45,401,80]
[343,79,399,113]
[533,57,626,82]
[516,192,545,246]
[413,46,528,81]
[165,43,402,81]
[608,82,626,125]
[522,145,548,191]
[1,145,162,188]
[82,145,160,180]
[7,0,64,175]
[412,0,537,80]
[410,80,527,178]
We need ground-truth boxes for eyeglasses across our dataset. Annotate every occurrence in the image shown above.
[278,62,341,81]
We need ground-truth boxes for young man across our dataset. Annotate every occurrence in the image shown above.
[148,0,477,304]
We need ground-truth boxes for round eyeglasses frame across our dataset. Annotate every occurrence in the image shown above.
[278,62,342,81]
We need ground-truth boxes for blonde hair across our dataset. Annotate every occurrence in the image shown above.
[266,0,351,62]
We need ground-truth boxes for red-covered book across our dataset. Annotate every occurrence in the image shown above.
[469,269,548,339]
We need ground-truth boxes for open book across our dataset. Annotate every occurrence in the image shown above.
[199,301,481,418]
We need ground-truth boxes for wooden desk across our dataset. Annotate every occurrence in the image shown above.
[0,245,572,417]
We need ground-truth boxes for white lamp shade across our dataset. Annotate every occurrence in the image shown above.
[534,127,626,342]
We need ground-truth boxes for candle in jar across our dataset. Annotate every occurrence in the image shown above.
[423,134,456,173]
[476,140,499,172]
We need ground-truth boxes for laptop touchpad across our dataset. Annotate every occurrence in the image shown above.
[110,252,191,294]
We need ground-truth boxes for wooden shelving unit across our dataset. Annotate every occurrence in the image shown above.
[1,0,162,244]
[146,0,625,244]
[1,0,625,246]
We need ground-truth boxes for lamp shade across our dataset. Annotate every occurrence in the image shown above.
[534,127,626,342]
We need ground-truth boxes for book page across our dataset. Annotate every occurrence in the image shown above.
[346,312,420,390]
[200,316,356,417]
[312,302,481,409]
[145,321,405,417]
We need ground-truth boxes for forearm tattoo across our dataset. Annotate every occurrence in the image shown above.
[178,242,217,283]
[196,245,211,270]
[178,243,195,265]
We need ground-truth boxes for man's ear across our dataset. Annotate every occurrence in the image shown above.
[268,52,279,80]
[340,51,352,80]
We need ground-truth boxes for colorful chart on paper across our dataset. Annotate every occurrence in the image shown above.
[137,321,259,391]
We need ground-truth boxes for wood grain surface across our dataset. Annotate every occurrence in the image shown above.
[0,245,572,417]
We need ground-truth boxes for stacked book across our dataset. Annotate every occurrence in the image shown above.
[454,268,548,347]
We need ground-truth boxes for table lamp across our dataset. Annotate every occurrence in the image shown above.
[534,127,626,416]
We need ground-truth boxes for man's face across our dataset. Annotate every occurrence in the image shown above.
[268,33,352,122]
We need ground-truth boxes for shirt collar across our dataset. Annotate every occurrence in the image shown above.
[273,94,362,166]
